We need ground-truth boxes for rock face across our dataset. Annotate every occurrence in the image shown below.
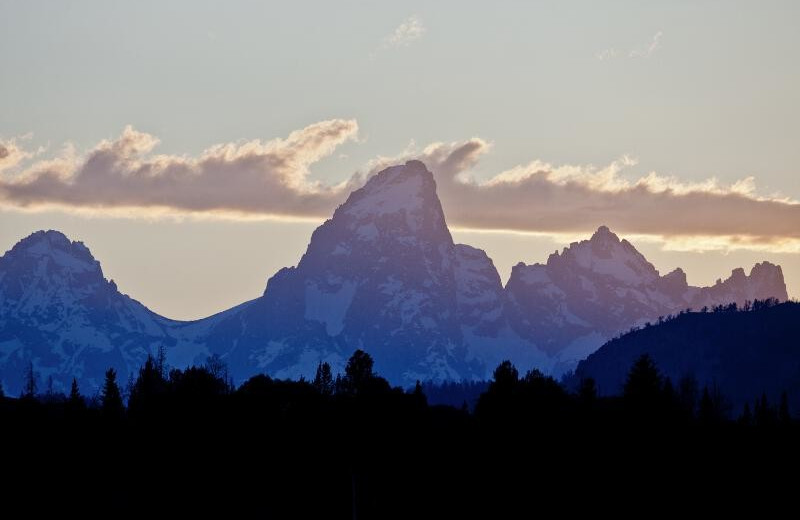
[203,161,498,384]
[505,226,788,371]
[0,230,176,394]
[0,161,790,393]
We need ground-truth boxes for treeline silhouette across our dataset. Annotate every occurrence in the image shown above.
[3,347,799,515]
[573,300,800,414]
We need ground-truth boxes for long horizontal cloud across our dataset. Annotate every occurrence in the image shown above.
[0,120,359,218]
[375,139,800,249]
[1,122,799,249]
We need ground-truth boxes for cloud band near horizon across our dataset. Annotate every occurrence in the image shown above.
[1,121,798,252]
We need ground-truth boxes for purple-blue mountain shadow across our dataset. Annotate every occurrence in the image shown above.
[0,161,788,394]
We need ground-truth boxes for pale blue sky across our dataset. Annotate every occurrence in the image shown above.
[1,1,798,318]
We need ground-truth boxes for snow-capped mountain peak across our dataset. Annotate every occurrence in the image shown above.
[6,230,102,276]
[0,230,175,395]
[546,225,659,285]
[343,160,434,220]
[333,160,450,245]
[505,224,788,370]
[0,164,790,393]
[237,160,476,384]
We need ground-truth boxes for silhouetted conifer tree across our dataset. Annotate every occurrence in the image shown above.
[756,393,773,427]
[23,361,37,399]
[101,368,124,418]
[313,361,334,396]
[492,361,519,391]
[475,361,520,419]
[69,378,83,407]
[698,383,729,424]
[623,354,662,414]
[343,350,376,395]
[129,354,168,414]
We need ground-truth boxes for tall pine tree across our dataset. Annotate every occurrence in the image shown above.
[313,361,334,396]
[23,361,37,399]
[101,368,124,419]
[69,378,83,407]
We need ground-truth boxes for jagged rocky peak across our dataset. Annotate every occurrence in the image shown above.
[663,267,687,284]
[251,159,481,384]
[0,229,142,313]
[590,224,618,245]
[340,161,449,237]
[3,229,102,275]
[340,160,441,220]
[0,229,176,396]
[545,225,659,284]
[749,261,787,295]
[296,160,454,272]
[709,261,789,302]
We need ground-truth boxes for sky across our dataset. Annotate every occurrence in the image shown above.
[1,0,798,319]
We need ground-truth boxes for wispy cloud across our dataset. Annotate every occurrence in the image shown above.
[2,123,798,253]
[371,15,425,58]
[596,31,663,61]
[386,15,425,47]
[595,49,618,61]
[629,31,663,58]
[0,135,35,173]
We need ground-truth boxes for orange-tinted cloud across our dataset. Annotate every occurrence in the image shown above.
[0,120,359,218]
[2,125,798,251]
[387,139,800,249]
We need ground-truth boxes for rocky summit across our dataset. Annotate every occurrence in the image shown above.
[0,162,789,393]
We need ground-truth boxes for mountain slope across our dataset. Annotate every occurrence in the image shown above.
[0,230,181,394]
[505,226,788,372]
[201,161,513,384]
[572,302,800,412]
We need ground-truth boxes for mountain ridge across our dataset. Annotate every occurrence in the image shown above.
[0,161,789,393]
[504,225,787,370]
[571,301,800,412]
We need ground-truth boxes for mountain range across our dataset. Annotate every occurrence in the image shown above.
[0,161,788,394]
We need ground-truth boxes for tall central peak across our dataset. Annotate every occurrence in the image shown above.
[257,160,473,384]
[284,160,455,284]
[340,160,439,222]
[318,160,452,248]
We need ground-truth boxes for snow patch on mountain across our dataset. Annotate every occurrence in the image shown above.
[304,279,358,335]
[344,162,426,222]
